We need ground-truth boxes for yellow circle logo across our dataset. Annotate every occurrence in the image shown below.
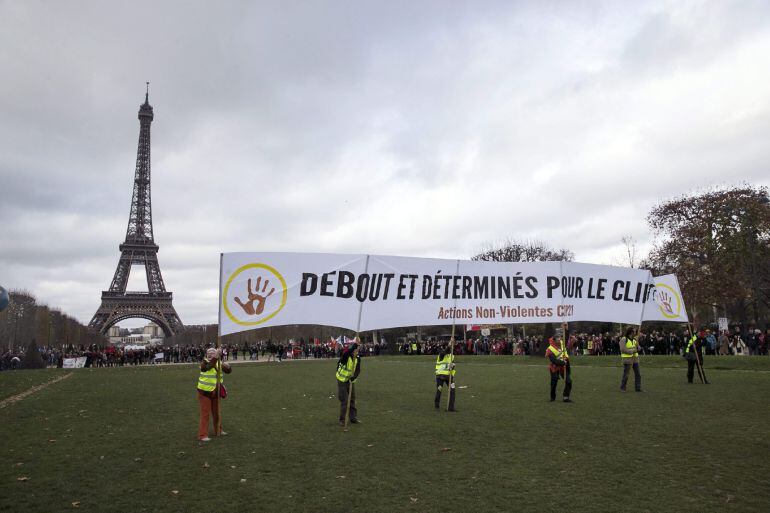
[223,263,288,326]
[653,283,682,319]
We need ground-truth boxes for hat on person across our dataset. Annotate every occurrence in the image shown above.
[349,342,359,352]
[206,347,217,358]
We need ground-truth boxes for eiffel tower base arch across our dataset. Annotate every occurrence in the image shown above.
[90,293,183,338]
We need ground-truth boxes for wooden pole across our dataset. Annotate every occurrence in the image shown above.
[687,323,705,384]
[692,326,705,383]
[216,253,224,435]
[446,323,456,412]
[635,274,653,360]
[446,260,460,412]
[561,322,569,382]
[343,381,354,429]
[559,260,569,382]
[344,255,369,431]
[343,338,356,432]
[216,337,222,435]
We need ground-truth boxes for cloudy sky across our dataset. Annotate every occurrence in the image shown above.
[1,0,769,327]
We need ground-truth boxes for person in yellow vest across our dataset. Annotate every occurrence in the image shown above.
[685,330,710,384]
[545,332,572,402]
[619,326,642,392]
[336,341,361,425]
[410,341,418,355]
[434,342,457,411]
[197,347,232,442]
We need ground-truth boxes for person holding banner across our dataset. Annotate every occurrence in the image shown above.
[545,332,572,403]
[197,347,232,442]
[336,342,361,425]
[685,331,709,384]
[434,342,457,411]
[619,327,642,392]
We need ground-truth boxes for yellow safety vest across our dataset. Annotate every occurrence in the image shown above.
[622,337,638,358]
[686,335,697,352]
[336,356,358,382]
[547,342,567,360]
[197,361,222,392]
[435,354,456,377]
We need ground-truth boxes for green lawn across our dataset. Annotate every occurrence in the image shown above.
[0,368,62,402]
[1,356,769,512]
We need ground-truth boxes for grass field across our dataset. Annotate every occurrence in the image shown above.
[1,355,769,512]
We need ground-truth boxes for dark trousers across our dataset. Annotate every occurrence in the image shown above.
[550,365,572,400]
[687,358,708,383]
[434,375,456,410]
[621,362,642,391]
[337,380,357,422]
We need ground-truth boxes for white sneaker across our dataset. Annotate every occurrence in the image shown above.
[200,437,211,442]
[219,431,228,436]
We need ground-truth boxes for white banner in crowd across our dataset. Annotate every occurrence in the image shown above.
[62,357,87,369]
[218,252,689,336]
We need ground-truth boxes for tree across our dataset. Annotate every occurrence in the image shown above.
[646,185,770,329]
[620,236,639,268]
[473,239,574,355]
[0,290,105,351]
[36,305,51,347]
[473,239,574,263]
[0,290,37,351]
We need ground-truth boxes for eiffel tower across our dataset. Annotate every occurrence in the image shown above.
[89,85,184,337]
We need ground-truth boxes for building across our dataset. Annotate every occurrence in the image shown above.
[108,322,165,346]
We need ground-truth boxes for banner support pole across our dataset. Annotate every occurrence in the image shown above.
[446,259,460,412]
[343,377,354,431]
[344,255,370,431]
[216,253,223,436]
[635,272,653,359]
[687,322,706,384]
[558,260,570,381]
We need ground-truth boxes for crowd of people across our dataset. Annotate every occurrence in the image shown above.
[0,327,766,371]
[400,328,769,357]
[0,338,388,370]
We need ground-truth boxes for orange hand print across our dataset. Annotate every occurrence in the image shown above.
[658,290,674,314]
[234,277,275,316]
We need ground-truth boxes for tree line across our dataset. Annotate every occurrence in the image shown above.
[2,185,766,352]
[0,290,106,351]
[474,185,769,330]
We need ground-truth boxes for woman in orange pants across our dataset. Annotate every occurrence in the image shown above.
[197,347,232,441]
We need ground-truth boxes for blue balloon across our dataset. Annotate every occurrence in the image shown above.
[0,286,8,313]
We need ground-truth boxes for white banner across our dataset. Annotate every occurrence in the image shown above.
[718,317,728,332]
[219,252,689,336]
[62,357,87,369]
[154,352,164,360]
[643,274,689,323]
